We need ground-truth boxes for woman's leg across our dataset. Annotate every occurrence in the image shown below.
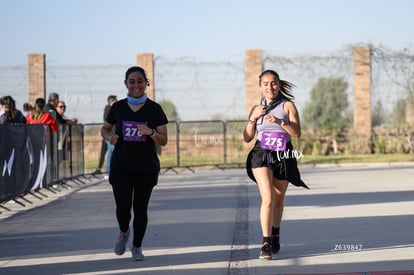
[272,178,289,228]
[110,170,133,233]
[252,167,274,238]
[271,178,288,253]
[131,173,158,248]
[252,167,275,259]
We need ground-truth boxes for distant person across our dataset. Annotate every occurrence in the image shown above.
[101,66,168,260]
[95,95,118,175]
[244,69,308,260]
[103,95,117,179]
[0,95,26,124]
[45,96,77,163]
[56,101,68,119]
[26,98,58,131]
[44,92,60,121]
[56,100,78,125]
[44,93,77,125]
[95,141,107,174]
[23,102,34,116]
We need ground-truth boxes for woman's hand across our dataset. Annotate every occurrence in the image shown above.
[108,134,119,145]
[249,104,266,121]
[264,114,283,125]
[101,122,119,145]
[137,124,153,136]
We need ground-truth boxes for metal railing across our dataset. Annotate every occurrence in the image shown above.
[2,120,413,209]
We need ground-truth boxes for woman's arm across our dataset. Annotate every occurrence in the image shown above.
[243,105,264,142]
[101,122,119,144]
[243,120,257,143]
[282,101,301,138]
[152,124,168,146]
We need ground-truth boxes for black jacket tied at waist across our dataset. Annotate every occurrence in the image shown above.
[246,140,309,189]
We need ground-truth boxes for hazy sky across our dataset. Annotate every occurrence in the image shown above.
[1,0,413,65]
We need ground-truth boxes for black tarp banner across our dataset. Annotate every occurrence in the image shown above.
[0,124,47,203]
[26,124,48,192]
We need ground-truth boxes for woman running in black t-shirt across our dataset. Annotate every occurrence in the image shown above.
[101,66,168,260]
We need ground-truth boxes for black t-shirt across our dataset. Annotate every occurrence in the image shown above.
[103,105,111,122]
[106,98,168,173]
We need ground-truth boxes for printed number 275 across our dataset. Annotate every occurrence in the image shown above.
[265,137,282,148]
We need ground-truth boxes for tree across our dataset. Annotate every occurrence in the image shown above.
[372,99,387,127]
[302,77,349,129]
[390,85,414,127]
[158,99,180,121]
[391,98,407,127]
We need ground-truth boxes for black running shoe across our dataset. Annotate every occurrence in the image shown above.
[259,242,272,260]
[271,238,280,254]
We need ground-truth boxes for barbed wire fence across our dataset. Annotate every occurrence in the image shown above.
[153,55,245,121]
[1,65,28,110]
[264,46,354,115]
[371,46,414,119]
[1,45,413,126]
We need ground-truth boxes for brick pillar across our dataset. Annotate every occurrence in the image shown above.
[136,53,154,100]
[353,47,372,152]
[245,50,263,118]
[28,53,46,104]
[353,47,372,135]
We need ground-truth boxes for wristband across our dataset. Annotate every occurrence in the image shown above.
[151,129,156,137]
[279,119,287,126]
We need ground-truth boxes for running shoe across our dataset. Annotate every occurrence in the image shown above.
[114,229,130,255]
[271,236,280,254]
[259,242,272,260]
[131,246,145,260]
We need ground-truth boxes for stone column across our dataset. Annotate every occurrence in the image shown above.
[136,53,154,100]
[353,46,372,152]
[245,50,263,118]
[28,53,46,104]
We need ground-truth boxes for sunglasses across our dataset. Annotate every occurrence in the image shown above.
[57,105,66,109]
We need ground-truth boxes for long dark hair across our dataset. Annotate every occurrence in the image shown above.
[259,69,295,100]
[0,95,18,122]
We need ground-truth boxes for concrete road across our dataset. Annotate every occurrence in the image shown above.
[0,163,413,275]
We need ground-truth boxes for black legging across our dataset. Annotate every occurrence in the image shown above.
[109,169,158,248]
[97,139,107,170]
